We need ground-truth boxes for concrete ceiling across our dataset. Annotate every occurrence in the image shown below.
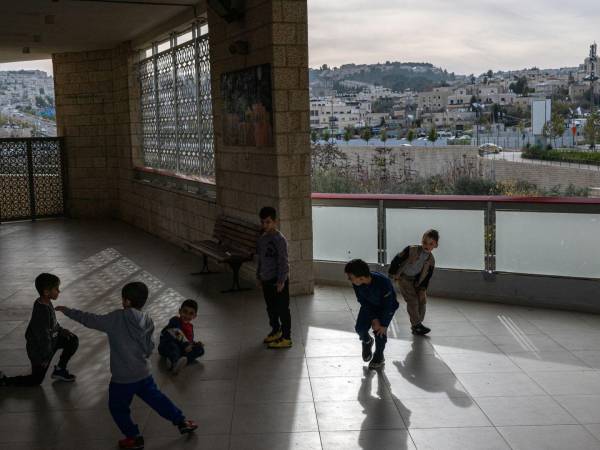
[0,0,205,63]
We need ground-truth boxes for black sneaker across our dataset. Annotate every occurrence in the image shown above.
[412,323,430,336]
[368,354,385,370]
[178,419,198,434]
[362,337,374,362]
[51,366,76,382]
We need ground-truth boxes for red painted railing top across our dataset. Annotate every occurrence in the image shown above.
[311,193,600,204]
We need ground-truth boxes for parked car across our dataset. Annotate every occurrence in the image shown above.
[478,143,503,156]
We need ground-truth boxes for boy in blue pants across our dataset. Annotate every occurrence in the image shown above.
[56,282,197,450]
[345,259,399,370]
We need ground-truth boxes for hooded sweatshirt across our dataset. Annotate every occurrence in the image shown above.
[62,307,154,384]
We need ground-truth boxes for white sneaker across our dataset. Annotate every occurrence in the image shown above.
[172,357,188,375]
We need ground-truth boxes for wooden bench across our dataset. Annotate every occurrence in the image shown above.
[184,215,261,293]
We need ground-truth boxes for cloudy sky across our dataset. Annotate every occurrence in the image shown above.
[0,1,596,76]
[308,0,598,74]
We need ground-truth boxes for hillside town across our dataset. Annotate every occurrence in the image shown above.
[0,69,56,137]
[310,43,599,141]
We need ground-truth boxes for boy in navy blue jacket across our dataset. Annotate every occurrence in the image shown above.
[345,259,399,370]
[158,299,204,375]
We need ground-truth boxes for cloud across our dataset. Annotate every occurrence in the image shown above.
[308,0,598,74]
[0,59,53,75]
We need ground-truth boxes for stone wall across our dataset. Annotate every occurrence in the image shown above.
[482,159,600,191]
[339,145,480,179]
[53,48,122,217]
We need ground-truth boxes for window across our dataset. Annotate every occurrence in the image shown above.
[137,23,214,182]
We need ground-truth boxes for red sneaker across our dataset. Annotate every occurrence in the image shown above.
[118,436,144,449]
[178,419,198,434]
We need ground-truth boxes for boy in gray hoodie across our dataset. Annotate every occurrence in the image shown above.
[56,282,197,450]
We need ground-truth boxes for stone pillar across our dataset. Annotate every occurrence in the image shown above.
[53,46,132,218]
[209,0,313,295]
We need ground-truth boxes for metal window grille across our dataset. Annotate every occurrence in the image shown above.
[137,24,214,181]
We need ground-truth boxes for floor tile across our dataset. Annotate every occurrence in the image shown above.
[229,432,322,450]
[476,395,578,426]
[315,399,406,431]
[399,397,490,428]
[231,402,318,434]
[555,395,600,424]
[455,372,547,397]
[320,430,415,450]
[498,424,600,450]
[409,427,510,450]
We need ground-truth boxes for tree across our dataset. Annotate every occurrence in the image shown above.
[486,69,494,79]
[406,129,416,144]
[343,127,352,145]
[311,129,319,145]
[550,113,566,148]
[584,111,600,150]
[427,127,438,146]
[510,76,529,96]
[380,128,388,146]
[321,129,331,143]
[361,127,372,145]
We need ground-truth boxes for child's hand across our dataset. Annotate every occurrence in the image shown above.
[371,318,382,331]
[55,306,66,313]
[374,326,387,337]
[276,281,285,293]
[184,345,193,353]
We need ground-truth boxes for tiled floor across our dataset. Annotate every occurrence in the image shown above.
[1,219,600,450]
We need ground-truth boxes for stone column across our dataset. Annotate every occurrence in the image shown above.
[209,0,313,295]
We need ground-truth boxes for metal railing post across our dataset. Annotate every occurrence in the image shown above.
[377,199,387,266]
[171,33,180,173]
[484,200,496,272]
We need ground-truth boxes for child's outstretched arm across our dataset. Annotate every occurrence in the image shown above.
[55,306,115,333]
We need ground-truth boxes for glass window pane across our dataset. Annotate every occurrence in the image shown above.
[156,40,170,53]
[177,31,193,45]
[496,211,600,278]
[313,206,378,263]
[386,209,485,269]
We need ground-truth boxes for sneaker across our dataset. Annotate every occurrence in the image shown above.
[178,419,198,434]
[267,338,293,349]
[51,366,76,382]
[263,329,282,343]
[362,337,374,362]
[412,324,431,336]
[368,354,385,371]
[172,357,188,375]
[118,436,144,449]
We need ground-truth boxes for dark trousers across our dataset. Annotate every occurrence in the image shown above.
[4,331,79,387]
[262,278,291,339]
[158,340,205,367]
[109,375,185,438]
[355,306,387,358]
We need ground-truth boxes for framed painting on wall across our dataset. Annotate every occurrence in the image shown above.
[220,64,273,146]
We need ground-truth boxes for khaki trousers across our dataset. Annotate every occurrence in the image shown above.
[396,276,427,326]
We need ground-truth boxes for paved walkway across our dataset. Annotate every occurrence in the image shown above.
[1,219,600,449]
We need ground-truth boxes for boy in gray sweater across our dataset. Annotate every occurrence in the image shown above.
[55,282,197,450]
[257,206,291,348]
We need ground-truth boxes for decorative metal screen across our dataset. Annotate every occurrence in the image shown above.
[138,30,214,181]
[0,137,66,221]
